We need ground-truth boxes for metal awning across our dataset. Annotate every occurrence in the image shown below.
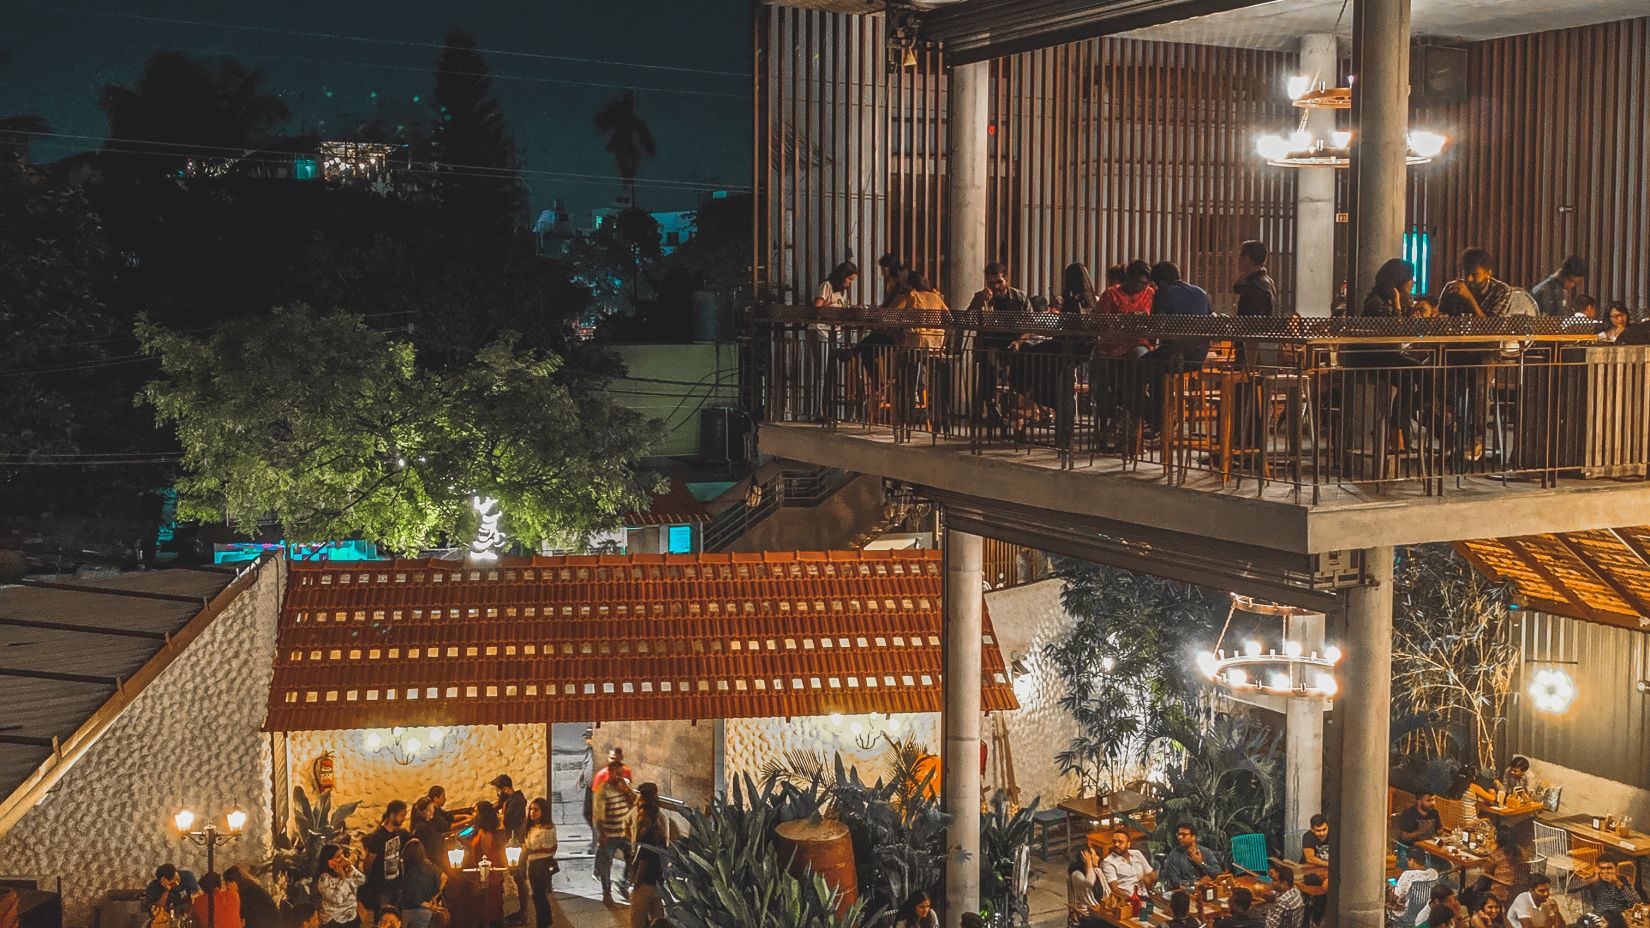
[1457,528,1650,631]
[922,0,1273,63]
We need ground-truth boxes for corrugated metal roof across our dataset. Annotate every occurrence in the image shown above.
[0,569,237,801]
[265,550,1018,731]
[1457,528,1650,630]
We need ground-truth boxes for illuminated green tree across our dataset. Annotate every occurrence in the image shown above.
[139,305,661,553]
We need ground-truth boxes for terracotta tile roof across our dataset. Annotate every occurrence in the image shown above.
[624,477,710,526]
[1457,527,1650,630]
[264,550,1018,731]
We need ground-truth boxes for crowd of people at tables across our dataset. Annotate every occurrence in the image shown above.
[1063,759,1644,928]
[140,743,677,928]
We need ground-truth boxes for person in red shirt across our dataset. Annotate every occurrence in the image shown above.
[1093,259,1155,447]
[190,873,242,928]
[590,746,632,794]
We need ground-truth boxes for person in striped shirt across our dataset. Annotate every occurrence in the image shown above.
[593,754,636,905]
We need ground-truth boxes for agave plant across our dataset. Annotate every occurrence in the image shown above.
[259,786,360,908]
[661,774,869,928]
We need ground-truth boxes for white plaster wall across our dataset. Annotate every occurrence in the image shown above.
[1529,756,1650,827]
[0,561,283,928]
[982,579,1083,811]
[724,713,940,792]
[286,726,548,833]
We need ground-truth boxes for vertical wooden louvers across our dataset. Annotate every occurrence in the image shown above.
[1411,18,1650,310]
[986,37,1299,309]
[758,8,1648,315]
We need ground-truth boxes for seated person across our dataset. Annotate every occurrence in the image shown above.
[1164,890,1200,928]
[1099,831,1157,899]
[1584,860,1643,919]
[1302,814,1331,866]
[1461,877,1498,915]
[1397,792,1446,845]
[1215,887,1262,928]
[1508,876,1566,928]
[144,865,195,924]
[1467,894,1513,928]
[188,872,241,928]
[1162,822,1227,888]
[1068,847,1107,928]
[1264,866,1306,928]
[1417,883,1461,928]
[1468,757,1532,803]
[1390,861,1443,926]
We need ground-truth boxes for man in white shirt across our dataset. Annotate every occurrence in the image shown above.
[1099,831,1157,899]
[1508,876,1565,928]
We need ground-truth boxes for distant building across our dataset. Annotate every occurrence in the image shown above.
[319,140,402,187]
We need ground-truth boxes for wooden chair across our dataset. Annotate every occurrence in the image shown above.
[1435,797,1473,832]
[1390,788,1417,816]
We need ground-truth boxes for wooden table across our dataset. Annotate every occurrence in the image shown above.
[1414,839,1489,887]
[1479,798,1547,824]
[1541,814,1650,859]
[1059,792,1157,821]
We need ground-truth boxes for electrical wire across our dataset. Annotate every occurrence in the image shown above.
[2,0,751,79]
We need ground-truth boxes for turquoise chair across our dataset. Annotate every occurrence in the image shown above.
[1230,832,1270,881]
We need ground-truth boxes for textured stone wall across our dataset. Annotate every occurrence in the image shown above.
[982,580,1082,810]
[1528,756,1650,826]
[0,560,283,927]
[725,713,940,791]
[285,726,548,833]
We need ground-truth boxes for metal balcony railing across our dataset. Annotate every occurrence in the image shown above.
[751,305,1646,503]
[701,465,856,551]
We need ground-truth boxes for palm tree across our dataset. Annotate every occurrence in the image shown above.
[592,90,656,206]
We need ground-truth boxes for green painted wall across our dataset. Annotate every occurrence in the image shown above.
[611,343,739,459]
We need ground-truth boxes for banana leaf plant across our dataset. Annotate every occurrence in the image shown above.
[980,790,1038,925]
[1147,712,1282,858]
[258,786,360,908]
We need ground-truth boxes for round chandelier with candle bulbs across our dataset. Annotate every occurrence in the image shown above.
[1196,595,1342,698]
[1257,74,1448,169]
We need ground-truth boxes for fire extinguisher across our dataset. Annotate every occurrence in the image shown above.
[312,751,335,794]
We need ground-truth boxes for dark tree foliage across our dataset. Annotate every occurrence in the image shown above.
[98,52,290,174]
[431,31,525,238]
[592,90,657,207]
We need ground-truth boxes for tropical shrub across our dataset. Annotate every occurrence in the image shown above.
[260,786,359,908]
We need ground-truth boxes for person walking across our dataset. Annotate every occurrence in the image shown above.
[626,785,669,928]
[577,729,597,854]
[593,755,637,905]
[316,844,367,928]
[523,799,559,928]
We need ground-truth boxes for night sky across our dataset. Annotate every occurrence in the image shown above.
[0,0,752,216]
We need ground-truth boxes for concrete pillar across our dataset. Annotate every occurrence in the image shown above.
[1333,547,1395,928]
[945,61,990,308]
[1284,611,1326,859]
[1348,0,1412,302]
[1295,35,1338,316]
[942,526,984,928]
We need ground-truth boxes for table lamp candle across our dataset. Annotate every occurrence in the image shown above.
[447,847,465,869]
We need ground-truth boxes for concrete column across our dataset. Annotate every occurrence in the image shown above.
[1334,547,1395,928]
[1284,611,1326,859]
[945,61,990,308]
[942,526,984,928]
[1348,0,1412,302]
[1295,35,1338,316]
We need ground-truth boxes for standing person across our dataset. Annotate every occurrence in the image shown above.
[362,802,411,911]
[892,892,940,928]
[577,730,597,854]
[190,872,241,928]
[1068,847,1108,928]
[463,802,510,870]
[1485,832,1531,907]
[811,262,860,418]
[593,754,636,905]
[1264,866,1306,928]
[488,776,528,924]
[410,799,450,875]
[316,844,367,928]
[1439,249,1515,318]
[1233,240,1279,317]
[522,799,559,928]
[223,867,280,928]
[1530,256,1588,318]
[397,839,446,928]
[627,786,669,928]
[426,787,452,832]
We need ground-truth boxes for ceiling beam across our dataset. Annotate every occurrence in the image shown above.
[923,0,1273,64]
[13,578,207,606]
[1498,538,1608,625]
[0,616,171,640]
[1550,534,1650,620]
[0,667,119,687]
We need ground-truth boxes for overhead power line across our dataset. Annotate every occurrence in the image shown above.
[4,0,752,79]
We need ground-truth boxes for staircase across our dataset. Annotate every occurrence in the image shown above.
[703,467,887,552]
